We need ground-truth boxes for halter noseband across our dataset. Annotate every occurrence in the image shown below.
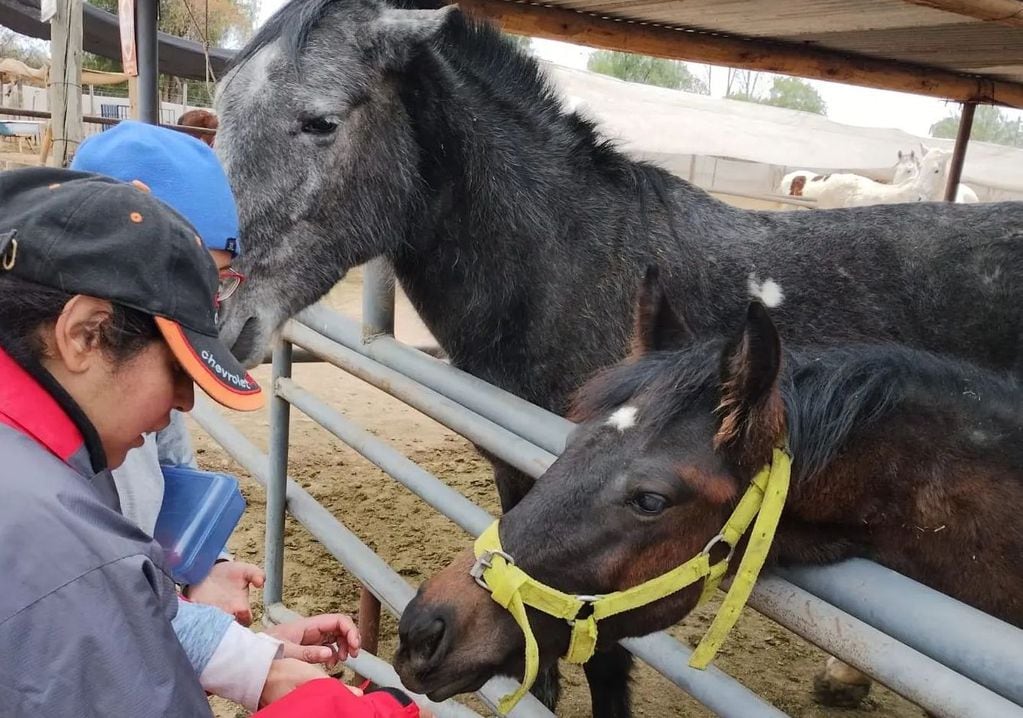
[470,447,792,713]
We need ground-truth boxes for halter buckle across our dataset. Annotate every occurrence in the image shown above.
[470,549,516,590]
[700,533,736,562]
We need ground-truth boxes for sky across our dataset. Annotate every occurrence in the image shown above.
[253,1,1022,140]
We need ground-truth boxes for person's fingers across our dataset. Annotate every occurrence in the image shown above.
[344,684,364,697]
[280,641,333,663]
[243,564,266,588]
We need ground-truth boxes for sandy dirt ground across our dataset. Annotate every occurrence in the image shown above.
[200,268,925,718]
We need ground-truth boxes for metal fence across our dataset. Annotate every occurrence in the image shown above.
[190,263,1023,718]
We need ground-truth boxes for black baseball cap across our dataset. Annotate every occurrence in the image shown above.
[0,167,264,411]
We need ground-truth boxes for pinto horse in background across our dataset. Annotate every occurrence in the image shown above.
[395,269,1023,711]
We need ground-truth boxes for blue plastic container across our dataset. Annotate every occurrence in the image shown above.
[154,466,246,585]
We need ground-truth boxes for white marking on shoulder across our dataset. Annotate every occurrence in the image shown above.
[747,274,785,308]
[606,406,638,432]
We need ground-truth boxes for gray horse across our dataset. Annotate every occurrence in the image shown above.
[214,0,1023,714]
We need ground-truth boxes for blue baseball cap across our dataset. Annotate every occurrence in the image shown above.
[71,120,241,256]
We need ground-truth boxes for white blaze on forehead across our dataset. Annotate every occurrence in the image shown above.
[237,44,280,97]
[747,274,785,308]
[606,406,638,432]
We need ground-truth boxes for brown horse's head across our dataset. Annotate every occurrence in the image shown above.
[394,267,787,700]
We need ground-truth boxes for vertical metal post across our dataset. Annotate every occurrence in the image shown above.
[134,0,159,124]
[357,257,392,665]
[362,257,396,340]
[265,340,293,607]
[355,588,382,685]
[944,101,976,202]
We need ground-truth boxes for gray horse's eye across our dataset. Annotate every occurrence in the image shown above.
[302,116,340,135]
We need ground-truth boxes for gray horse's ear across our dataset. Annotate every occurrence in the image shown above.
[630,265,692,357]
[375,5,457,62]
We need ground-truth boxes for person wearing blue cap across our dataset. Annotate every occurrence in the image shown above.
[71,120,259,618]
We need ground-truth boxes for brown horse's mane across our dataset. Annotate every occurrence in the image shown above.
[571,340,1023,485]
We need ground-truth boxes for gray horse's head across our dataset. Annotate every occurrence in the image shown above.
[214,0,455,365]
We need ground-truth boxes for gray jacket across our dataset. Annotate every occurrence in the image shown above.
[0,422,213,717]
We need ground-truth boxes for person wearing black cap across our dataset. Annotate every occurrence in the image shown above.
[0,168,429,718]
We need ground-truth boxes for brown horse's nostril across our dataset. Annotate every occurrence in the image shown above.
[398,603,453,673]
[418,618,446,661]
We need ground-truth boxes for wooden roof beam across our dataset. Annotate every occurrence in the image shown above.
[899,0,1023,28]
[455,0,1023,109]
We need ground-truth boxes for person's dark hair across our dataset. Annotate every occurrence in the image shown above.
[0,274,159,365]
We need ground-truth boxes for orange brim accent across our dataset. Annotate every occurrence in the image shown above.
[155,317,265,412]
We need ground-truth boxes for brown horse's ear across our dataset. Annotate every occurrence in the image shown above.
[714,302,785,470]
[630,265,692,357]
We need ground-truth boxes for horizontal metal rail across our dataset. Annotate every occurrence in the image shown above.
[283,322,555,479]
[748,577,1023,718]
[275,377,493,536]
[297,306,572,456]
[777,560,1023,706]
[190,395,555,718]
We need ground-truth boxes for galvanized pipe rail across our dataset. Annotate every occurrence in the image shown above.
[284,303,1023,717]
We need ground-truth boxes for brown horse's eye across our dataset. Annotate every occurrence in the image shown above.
[631,492,668,515]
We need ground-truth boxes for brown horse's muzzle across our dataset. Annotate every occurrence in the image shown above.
[395,549,526,700]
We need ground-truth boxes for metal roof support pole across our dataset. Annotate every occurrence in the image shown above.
[944,101,976,201]
[134,0,159,124]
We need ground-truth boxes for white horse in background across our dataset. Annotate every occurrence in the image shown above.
[893,144,979,203]
[814,147,953,208]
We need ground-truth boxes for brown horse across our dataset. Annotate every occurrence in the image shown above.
[394,268,1023,703]
[176,109,218,147]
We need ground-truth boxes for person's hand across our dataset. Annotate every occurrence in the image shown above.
[184,561,265,626]
[258,659,364,708]
[264,614,361,668]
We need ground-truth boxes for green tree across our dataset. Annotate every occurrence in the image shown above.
[587,50,709,94]
[760,76,827,115]
[727,75,827,116]
[81,0,254,104]
[930,104,1023,148]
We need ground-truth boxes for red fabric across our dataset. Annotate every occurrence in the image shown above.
[253,679,421,718]
[0,347,83,462]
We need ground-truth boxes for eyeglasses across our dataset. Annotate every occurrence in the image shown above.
[217,268,245,304]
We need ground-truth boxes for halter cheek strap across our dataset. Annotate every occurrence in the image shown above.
[471,447,792,714]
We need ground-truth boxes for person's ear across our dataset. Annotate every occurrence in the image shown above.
[51,295,115,373]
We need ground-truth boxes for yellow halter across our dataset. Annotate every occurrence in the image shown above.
[470,447,792,714]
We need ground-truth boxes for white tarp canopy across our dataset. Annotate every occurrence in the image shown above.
[542,62,1023,194]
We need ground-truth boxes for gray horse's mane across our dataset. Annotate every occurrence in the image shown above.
[229,0,350,70]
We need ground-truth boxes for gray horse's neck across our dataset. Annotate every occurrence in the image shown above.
[388,49,722,410]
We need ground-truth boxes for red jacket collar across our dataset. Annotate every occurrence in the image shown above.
[0,346,85,464]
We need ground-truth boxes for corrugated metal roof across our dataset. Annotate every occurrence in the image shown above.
[548,0,1023,80]
[464,0,1023,106]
